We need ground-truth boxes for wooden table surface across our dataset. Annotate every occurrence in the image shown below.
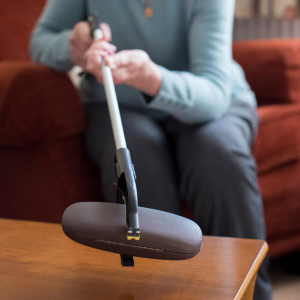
[0,218,268,300]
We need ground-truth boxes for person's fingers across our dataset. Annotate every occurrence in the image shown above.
[110,68,129,85]
[104,50,131,69]
[80,24,93,47]
[70,40,86,67]
[74,21,93,48]
[100,22,112,42]
[85,49,111,77]
[71,40,90,60]
[85,52,101,76]
[89,50,109,84]
[70,22,93,67]
[91,40,116,54]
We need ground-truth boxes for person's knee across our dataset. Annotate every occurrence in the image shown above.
[179,121,256,190]
[178,119,263,239]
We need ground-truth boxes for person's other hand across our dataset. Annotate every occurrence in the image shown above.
[69,22,116,69]
[93,50,162,97]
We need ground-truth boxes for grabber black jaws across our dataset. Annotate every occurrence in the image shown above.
[87,12,99,38]
[114,148,140,241]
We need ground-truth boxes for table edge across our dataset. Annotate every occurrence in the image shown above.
[234,241,269,300]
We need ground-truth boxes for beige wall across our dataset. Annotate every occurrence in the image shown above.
[235,0,299,19]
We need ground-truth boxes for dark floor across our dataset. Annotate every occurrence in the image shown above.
[270,259,300,300]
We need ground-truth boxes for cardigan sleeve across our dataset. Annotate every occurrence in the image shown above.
[29,0,87,71]
[140,0,235,124]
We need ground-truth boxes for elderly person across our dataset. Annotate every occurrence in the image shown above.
[30,1,272,299]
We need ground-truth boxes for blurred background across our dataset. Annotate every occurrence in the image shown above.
[234,0,300,40]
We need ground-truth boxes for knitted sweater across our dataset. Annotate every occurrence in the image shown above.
[30,0,256,124]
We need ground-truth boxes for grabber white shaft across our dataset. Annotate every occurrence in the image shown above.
[101,62,127,150]
[93,28,127,150]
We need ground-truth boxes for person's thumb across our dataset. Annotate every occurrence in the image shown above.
[100,22,112,42]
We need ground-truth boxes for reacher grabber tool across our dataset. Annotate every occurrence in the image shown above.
[62,12,203,268]
[89,13,140,241]
[89,12,139,266]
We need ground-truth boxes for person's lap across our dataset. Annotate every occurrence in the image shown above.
[162,100,264,239]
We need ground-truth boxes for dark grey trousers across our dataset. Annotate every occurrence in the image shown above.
[84,99,272,300]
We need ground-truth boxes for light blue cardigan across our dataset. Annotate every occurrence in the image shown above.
[30,0,256,124]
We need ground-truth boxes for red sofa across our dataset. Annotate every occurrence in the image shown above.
[1,0,300,259]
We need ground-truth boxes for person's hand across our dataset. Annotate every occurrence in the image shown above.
[89,50,162,97]
[70,22,162,96]
[69,21,116,69]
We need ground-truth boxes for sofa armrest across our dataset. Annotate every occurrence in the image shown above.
[233,39,300,106]
[0,61,85,146]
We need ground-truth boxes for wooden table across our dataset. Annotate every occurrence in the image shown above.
[0,218,268,300]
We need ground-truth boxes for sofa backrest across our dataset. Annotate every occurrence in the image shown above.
[0,0,46,61]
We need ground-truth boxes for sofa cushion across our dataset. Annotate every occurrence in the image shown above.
[233,40,300,106]
[254,104,300,175]
[0,62,85,146]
